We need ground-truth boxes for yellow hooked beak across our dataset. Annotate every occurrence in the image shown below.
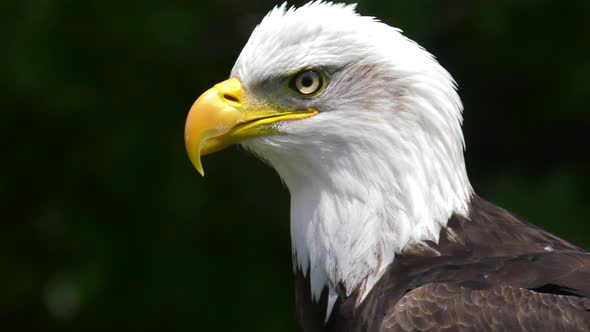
[184,77,318,175]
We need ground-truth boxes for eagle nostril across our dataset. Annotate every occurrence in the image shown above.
[223,93,240,104]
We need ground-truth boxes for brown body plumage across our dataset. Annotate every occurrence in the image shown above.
[295,196,590,331]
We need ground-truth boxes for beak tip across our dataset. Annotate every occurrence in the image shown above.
[189,154,206,177]
[186,131,205,176]
[186,144,205,177]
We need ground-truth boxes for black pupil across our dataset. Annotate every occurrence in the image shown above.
[301,74,313,88]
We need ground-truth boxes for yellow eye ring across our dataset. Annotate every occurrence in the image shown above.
[288,69,326,97]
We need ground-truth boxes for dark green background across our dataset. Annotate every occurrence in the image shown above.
[2,0,589,331]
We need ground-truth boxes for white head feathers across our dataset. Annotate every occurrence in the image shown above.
[231,1,473,318]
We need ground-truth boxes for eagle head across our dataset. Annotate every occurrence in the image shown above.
[184,1,473,312]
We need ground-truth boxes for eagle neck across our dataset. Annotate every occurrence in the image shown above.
[247,110,472,318]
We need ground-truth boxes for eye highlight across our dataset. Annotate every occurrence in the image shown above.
[288,69,326,96]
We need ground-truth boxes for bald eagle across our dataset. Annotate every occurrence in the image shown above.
[184,2,590,331]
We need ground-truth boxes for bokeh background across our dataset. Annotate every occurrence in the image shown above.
[2,0,589,331]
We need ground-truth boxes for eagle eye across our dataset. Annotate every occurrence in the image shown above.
[288,69,326,96]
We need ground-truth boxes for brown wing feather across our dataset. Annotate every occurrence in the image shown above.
[382,283,590,332]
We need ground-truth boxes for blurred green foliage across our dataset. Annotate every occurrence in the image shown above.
[1,0,588,331]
